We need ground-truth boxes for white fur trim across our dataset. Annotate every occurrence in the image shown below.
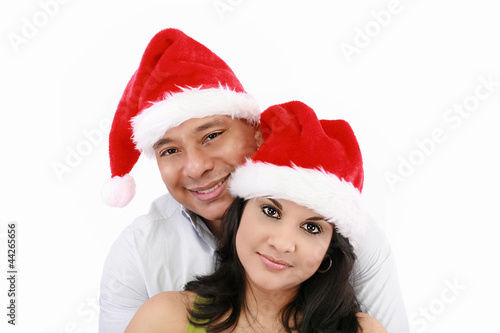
[229,161,366,243]
[131,86,260,158]
[101,174,136,208]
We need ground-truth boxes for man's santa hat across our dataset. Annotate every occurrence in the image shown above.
[229,101,366,242]
[102,28,260,207]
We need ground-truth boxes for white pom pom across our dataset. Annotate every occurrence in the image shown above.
[101,174,136,208]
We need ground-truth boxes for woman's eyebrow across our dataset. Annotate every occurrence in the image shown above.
[267,198,283,210]
[264,199,326,221]
[307,216,327,222]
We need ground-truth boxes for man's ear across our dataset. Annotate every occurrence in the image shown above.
[254,125,265,148]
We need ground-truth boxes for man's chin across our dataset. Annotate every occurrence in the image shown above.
[187,203,225,223]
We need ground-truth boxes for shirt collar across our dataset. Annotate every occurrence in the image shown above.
[181,206,218,250]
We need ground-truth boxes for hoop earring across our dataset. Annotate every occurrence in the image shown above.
[317,254,332,273]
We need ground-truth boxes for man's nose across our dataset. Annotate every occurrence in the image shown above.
[183,148,215,179]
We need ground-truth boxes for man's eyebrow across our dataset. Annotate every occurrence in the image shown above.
[153,137,172,151]
[153,118,228,151]
[194,118,227,133]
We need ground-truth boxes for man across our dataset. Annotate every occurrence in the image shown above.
[99,28,409,332]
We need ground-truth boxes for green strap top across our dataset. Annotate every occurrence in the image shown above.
[185,322,207,333]
[186,295,210,333]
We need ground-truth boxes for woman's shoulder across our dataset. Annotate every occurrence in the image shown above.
[150,290,197,308]
[125,291,196,333]
[356,313,388,333]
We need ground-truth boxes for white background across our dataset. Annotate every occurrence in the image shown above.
[1,0,499,332]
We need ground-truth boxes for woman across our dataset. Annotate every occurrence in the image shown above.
[125,101,386,332]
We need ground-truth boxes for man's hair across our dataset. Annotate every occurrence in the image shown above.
[184,197,361,332]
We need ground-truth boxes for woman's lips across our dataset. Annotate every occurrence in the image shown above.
[259,253,292,271]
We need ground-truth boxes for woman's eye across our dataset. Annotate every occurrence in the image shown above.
[301,222,322,234]
[262,205,281,219]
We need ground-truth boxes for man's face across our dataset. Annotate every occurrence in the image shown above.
[154,115,262,224]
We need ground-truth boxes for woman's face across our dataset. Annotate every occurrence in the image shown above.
[235,197,334,294]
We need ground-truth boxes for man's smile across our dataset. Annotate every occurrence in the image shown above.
[189,175,230,200]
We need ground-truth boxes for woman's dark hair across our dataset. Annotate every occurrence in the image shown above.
[184,197,361,333]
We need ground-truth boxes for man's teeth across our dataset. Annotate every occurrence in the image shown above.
[196,179,224,194]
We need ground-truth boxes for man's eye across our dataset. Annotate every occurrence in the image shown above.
[205,132,223,142]
[301,222,322,234]
[160,148,178,156]
[262,205,281,219]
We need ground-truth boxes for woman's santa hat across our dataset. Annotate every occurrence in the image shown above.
[229,101,366,242]
[102,28,260,207]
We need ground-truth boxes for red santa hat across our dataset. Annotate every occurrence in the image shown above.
[102,28,260,207]
[229,101,366,242]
